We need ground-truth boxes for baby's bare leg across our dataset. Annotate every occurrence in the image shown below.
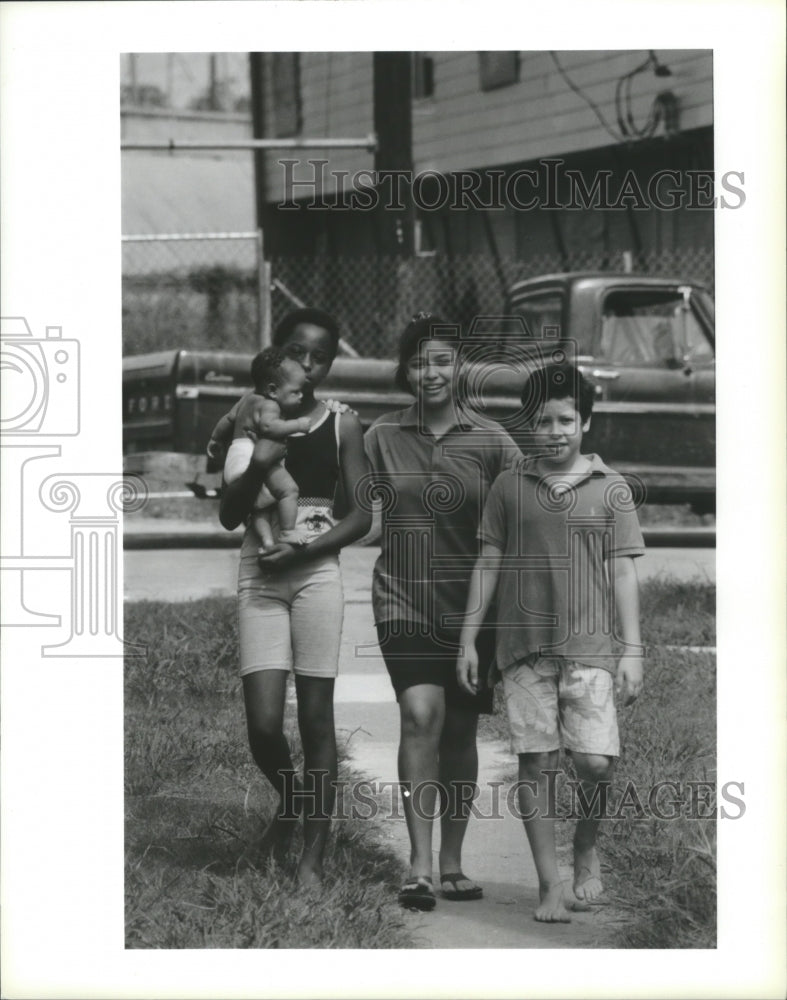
[264,461,301,535]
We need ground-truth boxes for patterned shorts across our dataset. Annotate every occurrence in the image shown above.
[501,656,619,757]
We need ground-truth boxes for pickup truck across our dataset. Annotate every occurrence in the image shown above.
[122,272,715,510]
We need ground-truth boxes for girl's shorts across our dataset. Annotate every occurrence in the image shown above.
[375,621,495,714]
[238,542,344,678]
[501,656,619,757]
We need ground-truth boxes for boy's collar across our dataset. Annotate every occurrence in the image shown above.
[515,453,609,485]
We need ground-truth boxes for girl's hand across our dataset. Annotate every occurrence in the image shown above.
[324,398,359,417]
[206,437,224,460]
[257,542,303,572]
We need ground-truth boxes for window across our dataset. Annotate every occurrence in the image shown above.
[683,310,714,363]
[478,52,520,91]
[511,293,565,341]
[120,83,167,108]
[599,291,713,367]
[121,54,251,115]
[272,52,302,137]
[412,53,434,99]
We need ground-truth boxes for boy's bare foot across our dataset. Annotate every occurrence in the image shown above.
[573,845,603,902]
[534,883,573,923]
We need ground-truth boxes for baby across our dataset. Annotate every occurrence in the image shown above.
[207,347,312,551]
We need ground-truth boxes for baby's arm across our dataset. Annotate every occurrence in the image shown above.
[207,399,241,459]
[611,554,644,705]
[457,541,503,695]
[254,399,311,440]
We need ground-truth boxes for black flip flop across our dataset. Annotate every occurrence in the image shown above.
[440,871,483,901]
[398,876,436,911]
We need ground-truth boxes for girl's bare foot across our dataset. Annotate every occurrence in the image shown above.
[258,813,298,866]
[296,859,323,890]
[573,845,603,902]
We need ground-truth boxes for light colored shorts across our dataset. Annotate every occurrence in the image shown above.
[501,656,619,757]
[237,531,344,678]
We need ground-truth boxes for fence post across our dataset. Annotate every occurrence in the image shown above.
[256,228,272,349]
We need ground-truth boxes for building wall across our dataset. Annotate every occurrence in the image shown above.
[121,110,255,234]
[258,52,375,203]
[413,50,712,172]
[120,50,714,261]
[255,49,711,200]
[121,53,256,235]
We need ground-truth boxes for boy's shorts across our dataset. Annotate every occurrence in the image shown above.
[501,655,619,757]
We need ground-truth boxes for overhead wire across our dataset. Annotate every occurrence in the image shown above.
[549,51,625,143]
[552,50,672,145]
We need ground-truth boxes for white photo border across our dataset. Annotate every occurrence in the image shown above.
[1,1,785,997]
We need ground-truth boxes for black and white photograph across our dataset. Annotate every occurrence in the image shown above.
[1,3,785,998]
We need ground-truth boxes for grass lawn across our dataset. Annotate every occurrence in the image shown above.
[126,579,716,950]
[479,578,717,948]
[124,599,412,949]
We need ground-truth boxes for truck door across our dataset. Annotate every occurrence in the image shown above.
[586,286,715,473]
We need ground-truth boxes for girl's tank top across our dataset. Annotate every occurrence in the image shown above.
[280,407,340,542]
[284,408,339,505]
[239,406,341,559]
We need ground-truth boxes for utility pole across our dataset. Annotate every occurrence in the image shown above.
[249,53,269,234]
[129,53,138,104]
[209,54,218,110]
[249,53,272,347]
[373,52,415,257]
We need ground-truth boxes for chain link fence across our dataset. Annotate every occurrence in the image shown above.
[122,234,714,358]
[122,233,262,355]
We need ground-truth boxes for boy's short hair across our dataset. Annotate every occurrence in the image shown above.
[394,312,455,394]
[272,308,340,358]
[521,362,595,424]
[251,346,291,393]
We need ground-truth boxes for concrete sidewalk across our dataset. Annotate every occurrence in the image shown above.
[332,605,615,949]
[123,531,714,604]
